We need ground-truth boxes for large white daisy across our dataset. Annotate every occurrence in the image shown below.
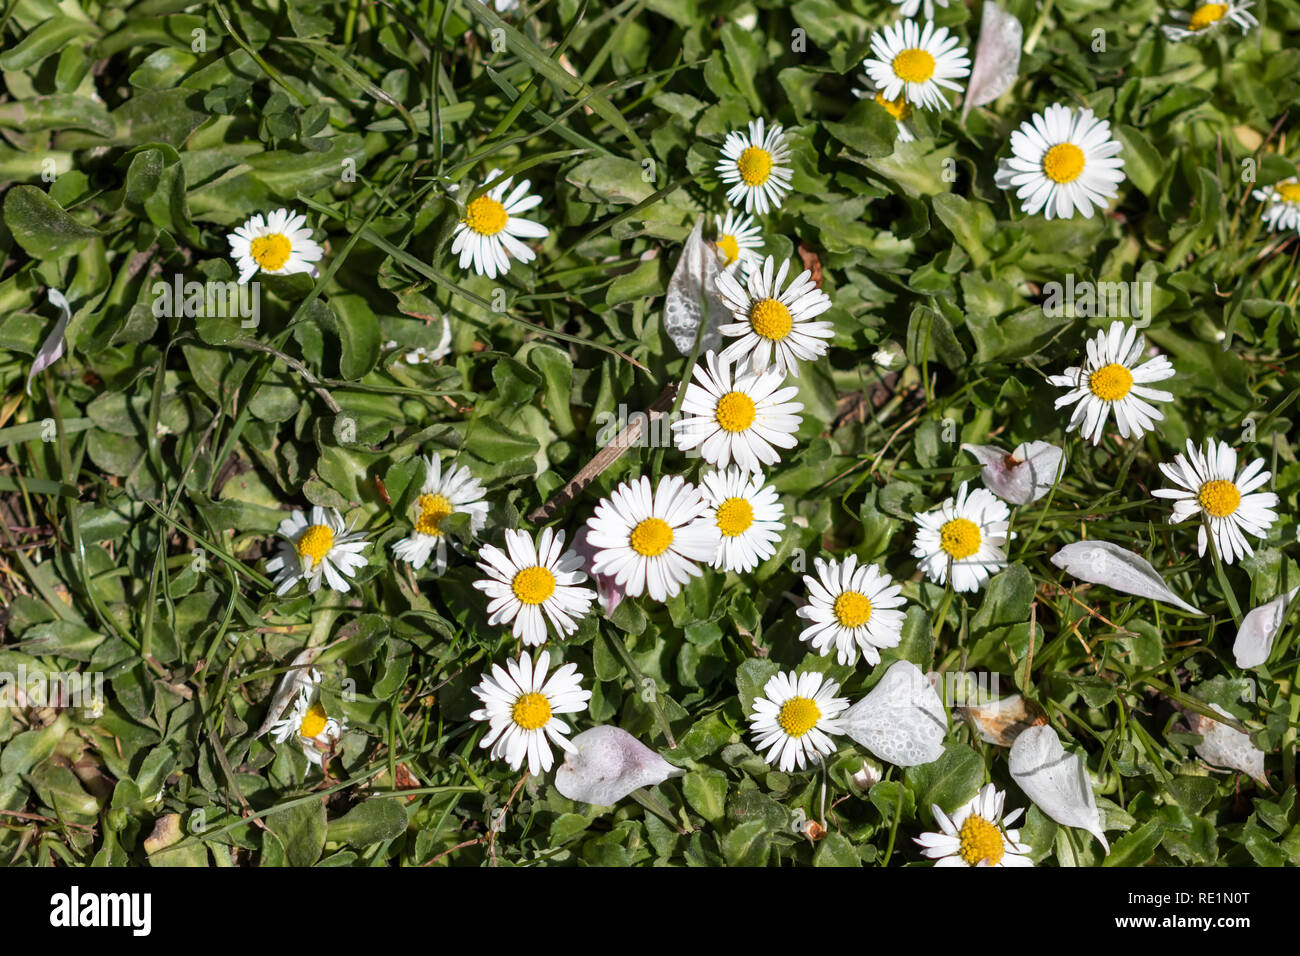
[715,255,834,378]
[450,167,548,279]
[473,528,596,647]
[862,19,971,113]
[698,467,785,573]
[266,506,369,596]
[391,455,489,574]
[1253,175,1300,233]
[1152,438,1280,565]
[796,554,907,667]
[585,475,719,602]
[671,350,804,474]
[1162,1,1258,41]
[994,103,1126,220]
[228,208,323,285]
[470,650,591,775]
[912,481,1013,593]
[1048,320,1176,446]
[714,210,765,276]
[748,670,848,773]
[914,783,1033,867]
[715,118,794,215]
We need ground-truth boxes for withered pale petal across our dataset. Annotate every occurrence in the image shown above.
[961,440,1064,505]
[1050,540,1203,616]
[26,289,73,395]
[1185,704,1267,785]
[962,1,1024,120]
[554,725,683,805]
[1009,724,1109,852]
[255,646,322,738]
[961,690,1047,747]
[662,220,728,356]
[1233,587,1299,670]
[842,661,946,767]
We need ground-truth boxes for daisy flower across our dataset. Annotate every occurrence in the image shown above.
[671,350,804,473]
[470,650,591,775]
[862,19,971,113]
[1048,320,1175,445]
[914,783,1033,867]
[748,670,849,772]
[714,210,765,276]
[698,467,785,573]
[266,506,369,596]
[716,118,794,215]
[228,208,323,285]
[796,554,907,667]
[270,683,347,771]
[854,76,917,143]
[715,255,834,378]
[994,104,1126,220]
[1253,174,1300,233]
[892,0,950,19]
[473,528,597,646]
[585,475,719,602]
[451,168,548,279]
[1152,438,1280,565]
[912,481,1013,593]
[1162,1,1257,40]
[391,455,489,574]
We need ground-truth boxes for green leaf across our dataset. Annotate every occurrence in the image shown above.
[265,798,327,867]
[813,832,862,867]
[326,799,409,847]
[721,820,771,866]
[4,186,101,259]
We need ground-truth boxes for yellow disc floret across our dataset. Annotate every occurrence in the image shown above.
[462,195,509,236]
[1042,143,1086,184]
[939,517,981,560]
[299,701,329,739]
[717,234,740,265]
[296,524,335,567]
[750,298,793,341]
[1088,363,1134,402]
[715,497,755,537]
[1189,3,1228,29]
[892,48,936,84]
[715,391,757,432]
[833,590,873,629]
[630,517,674,557]
[1276,181,1300,203]
[777,696,821,737]
[875,92,911,122]
[415,493,454,536]
[1197,479,1241,518]
[737,146,772,186]
[250,233,292,271]
[511,692,552,730]
[511,566,557,605]
[958,814,1006,866]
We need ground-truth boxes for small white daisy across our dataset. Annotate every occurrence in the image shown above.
[796,554,907,667]
[228,208,323,285]
[891,0,950,19]
[585,475,719,602]
[1152,438,1280,565]
[470,650,591,776]
[392,456,489,574]
[994,103,1126,220]
[450,168,548,279]
[266,506,369,596]
[1048,320,1175,446]
[473,528,597,647]
[714,210,765,276]
[698,467,785,573]
[1253,174,1300,233]
[914,783,1033,867]
[912,481,1013,593]
[716,118,794,215]
[270,682,346,771]
[715,255,834,378]
[671,350,804,474]
[862,19,971,113]
[1162,1,1258,40]
[854,76,917,143]
[748,670,849,772]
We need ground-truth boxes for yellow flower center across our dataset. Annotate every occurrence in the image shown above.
[296,524,334,567]
[299,701,329,739]
[717,233,740,265]
[462,195,509,236]
[715,391,757,432]
[737,146,773,186]
[833,590,873,628]
[1042,143,1086,184]
[1276,181,1300,202]
[958,814,1006,866]
[875,91,911,122]
[511,565,557,605]
[630,517,674,557]
[892,48,936,84]
[511,692,551,730]
[939,517,981,560]
[777,696,821,737]
[1197,479,1241,518]
[414,493,454,536]
[1088,362,1134,402]
[1189,3,1227,29]
[249,233,292,271]
[715,497,754,537]
[750,297,793,341]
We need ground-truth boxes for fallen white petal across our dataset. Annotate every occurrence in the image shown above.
[554,725,683,805]
[1185,703,1267,785]
[1050,541,1203,616]
[26,289,73,395]
[255,646,322,738]
[962,1,1023,120]
[1009,724,1109,852]
[662,219,728,356]
[1233,587,1298,670]
[961,440,1064,505]
[842,661,947,767]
